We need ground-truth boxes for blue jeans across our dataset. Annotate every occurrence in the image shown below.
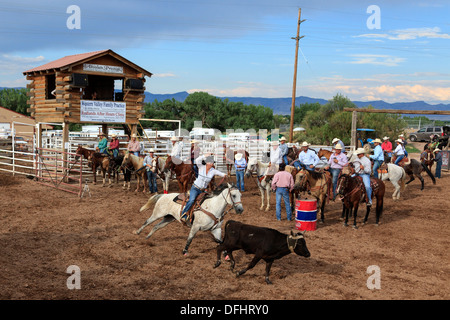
[276,187,292,221]
[329,168,341,199]
[394,155,404,165]
[435,161,442,178]
[236,170,245,191]
[133,151,140,157]
[283,155,289,165]
[181,185,204,217]
[372,160,383,179]
[146,170,158,193]
[293,161,314,171]
[359,174,372,205]
[193,164,198,178]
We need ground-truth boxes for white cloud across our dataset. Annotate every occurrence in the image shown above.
[347,54,406,66]
[355,27,450,41]
[153,73,177,78]
[0,54,46,75]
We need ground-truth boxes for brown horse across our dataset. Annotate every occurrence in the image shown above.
[87,152,112,187]
[294,169,332,223]
[164,155,195,193]
[286,146,300,165]
[317,148,332,161]
[75,145,109,186]
[420,148,434,172]
[336,173,385,228]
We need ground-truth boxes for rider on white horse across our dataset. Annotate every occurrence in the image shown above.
[180,153,227,225]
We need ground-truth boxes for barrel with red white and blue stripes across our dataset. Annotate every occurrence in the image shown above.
[295,199,317,231]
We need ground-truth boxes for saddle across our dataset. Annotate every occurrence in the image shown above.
[377,163,388,175]
[173,192,209,226]
[355,176,380,204]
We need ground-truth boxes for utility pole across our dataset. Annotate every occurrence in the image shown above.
[289,8,305,143]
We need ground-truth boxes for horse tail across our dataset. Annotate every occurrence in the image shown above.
[140,194,163,212]
[421,162,436,185]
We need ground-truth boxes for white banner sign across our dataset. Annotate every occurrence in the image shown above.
[83,63,123,74]
[80,100,126,123]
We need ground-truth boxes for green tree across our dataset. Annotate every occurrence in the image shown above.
[0,88,29,115]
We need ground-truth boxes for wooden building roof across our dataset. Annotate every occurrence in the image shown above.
[23,49,152,78]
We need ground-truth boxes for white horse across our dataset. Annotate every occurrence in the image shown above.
[245,158,278,211]
[152,156,171,194]
[378,163,407,200]
[135,184,244,255]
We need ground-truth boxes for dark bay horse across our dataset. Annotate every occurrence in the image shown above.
[75,145,109,186]
[109,154,133,190]
[164,155,195,193]
[286,146,300,165]
[387,152,435,190]
[336,173,385,228]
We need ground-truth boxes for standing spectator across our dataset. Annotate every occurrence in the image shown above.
[327,144,348,200]
[381,136,392,158]
[127,134,141,157]
[143,149,158,193]
[271,163,294,221]
[279,137,289,165]
[109,133,120,158]
[370,138,384,178]
[234,153,247,192]
[434,148,442,179]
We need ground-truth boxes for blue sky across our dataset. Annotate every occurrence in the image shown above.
[1,0,449,104]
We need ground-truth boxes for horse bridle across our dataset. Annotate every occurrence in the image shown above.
[222,186,242,214]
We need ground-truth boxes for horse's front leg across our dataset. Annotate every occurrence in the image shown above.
[183,224,201,255]
[265,186,270,212]
[135,174,140,192]
[92,166,97,185]
[259,186,265,211]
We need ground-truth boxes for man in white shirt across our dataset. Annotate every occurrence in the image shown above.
[294,141,320,171]
[352,148,372,206]
[180,153,227,225]
[170,136,184,164]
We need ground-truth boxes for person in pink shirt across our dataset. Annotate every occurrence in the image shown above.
[127,134,141,156]
[109,133,120,158]
[381,136,392,157]
[271,163,294,221]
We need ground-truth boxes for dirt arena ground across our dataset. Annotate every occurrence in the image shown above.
[0,145,449,302]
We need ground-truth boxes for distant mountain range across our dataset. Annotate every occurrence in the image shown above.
[145,91,450,120]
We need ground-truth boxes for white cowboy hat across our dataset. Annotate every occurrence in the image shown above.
[131,134,137,138]
[332,138,340,144]
[279,137,287,141]
[334,144,343,150]
[433,148,441,153]
[399,134,404,137]
[383,136,389,140]
[235,153,243,160]
[395,139,403,143]
[354,147,366,155]
[111,133,117,138]
[148,148,155,153]
[98,132,106,136]
[373,138,382,144]
[300,141,310,147]
[190,139,197,144]
[170,136,178,141]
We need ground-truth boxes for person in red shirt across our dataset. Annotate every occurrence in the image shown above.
[109,134,120,158]
[381,136,392,158]
[271,163,294,221]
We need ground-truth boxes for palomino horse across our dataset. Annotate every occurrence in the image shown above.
[135,184,244,255]
[294,169,332,223]
[121,153,148,193]
[378,163,407,200]
[336,173,385,228]
[164,155,195,193]
[245,158,276,211]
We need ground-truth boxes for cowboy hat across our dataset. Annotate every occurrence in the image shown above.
[170,136,178,141]
[279,137,287,141]
[395,139,403,143]
[190,139,197,144]
[332,138,340,144]
[354,147,366,155]
[235,153,243,160]
[111,133,117,138]
[383,136,389,140]
[98,132,105,136]
[399,134,404,137]
[373,138,382,144]
[148,148,155,153]
[300,141,310,147]
[131,134,137,138]
[433,148,441,153]
[334,144,343,150]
